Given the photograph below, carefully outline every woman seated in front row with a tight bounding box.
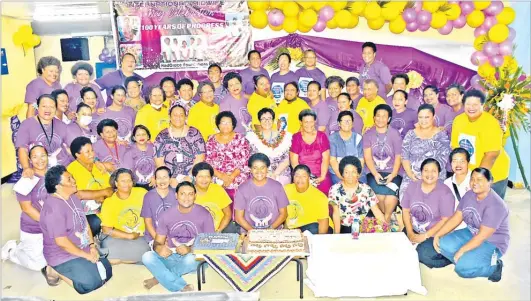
[401,158,455,268]
[432,167,509,282]
[99,168,150,265]
[329,156,388,234]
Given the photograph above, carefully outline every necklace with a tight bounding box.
[37,116,54,147]
[256,130,285,148]
[104,141,120,163]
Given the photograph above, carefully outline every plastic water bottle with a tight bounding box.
[351,217,360,239]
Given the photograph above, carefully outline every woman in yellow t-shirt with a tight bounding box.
[188,81,220,141]
[135,86,170,141]
[247,74,276,130]
[192,162,234,233]
[99,168,150,265]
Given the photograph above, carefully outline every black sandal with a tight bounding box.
[41,266,60,286]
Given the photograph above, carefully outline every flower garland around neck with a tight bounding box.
[255,129,286,149]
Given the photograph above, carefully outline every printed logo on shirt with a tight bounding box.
[118,207,141,233]
[271,82,284,103]
[248,196,275,229]
[114,117,133,142]
[169,220,199,244]
[287,200,304,226]
[36,182,47,209]
[390,118,406,134]
[298,77,313,98]
[198,202,220,224]
[154,202,172,227]
[410,202,434,233]
[462,206,481,235]
[135,156,155,184]
[458,133,476,165]
[278,114,288,132]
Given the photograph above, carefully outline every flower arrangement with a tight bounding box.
[360,216,400,233]
[266,47,305,70]
[406,70,424,89]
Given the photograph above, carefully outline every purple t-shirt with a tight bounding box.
[15,117,70,166]
[239,67,270,95]
[16,176,46,234]
[172,98,197,115]
[93,139,129,166]
[351,94,363,110]
[390,108,417,139]
[362,127,402,173]
[156,204,215,247]
[457,190,510,255]
[98,107,137,142]
[358,61,392,99]
[234,179,289,230]
[310,100,332,129]
[66,122,98,148]
[401,180,455,233]
[121,143,156,184]
[95,70,145,106]
[290,131,330,177]
[446,107,464,137]
[325,97,337,112]
[219,93,251,134]
[140,188,178,242]
[40,194,91,267]
[192,85,228,105]
[270,71,298,102]
[328,109,364,136]
[407,89,423,111]
[25,77,62,105]
[64,82,105,112]
[295,67,326,101]
[432,103,453,129]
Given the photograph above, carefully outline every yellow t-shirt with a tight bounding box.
[195,183,232,231]
[355,95,386,133]
[284,184,331,229]
[247,92,277,127]
[100,187,147,234]
[276,98,310,134]
[67,160,111,191]
[451,112,510,182]
[188,101,220,141]
[135,104,170,141]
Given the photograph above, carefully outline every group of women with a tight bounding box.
[2,43,511,294]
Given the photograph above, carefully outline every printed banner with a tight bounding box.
[112,1,252,71]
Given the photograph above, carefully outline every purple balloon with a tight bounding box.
[102,48,110,56]
[508,27,516,41]
[414,1,422,12]
[111,49,116,56]
[416,10,432,25]
[470,74,484,90]
[438,22,453,35]
[319,5,335,22]
[406,21,419,32]
[452,15,467,28]
[483,16,498,29]
[313,19,327,32]
[499,40,514,56]
[490,55,504,67]
[419,23,431,32]
[485,1,504,16]
[402,8,417,23]
[483,42,500,57]
[471,51,488,66]
[448,0,459,4]
[99,53,106,61]
[474,26,488,37]
[460,2,475,15]
[268,9,285,27]
[104,56,115,64]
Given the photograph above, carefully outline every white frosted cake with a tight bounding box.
[246,229,305,254]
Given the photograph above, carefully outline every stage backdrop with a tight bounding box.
[111,0,251,72]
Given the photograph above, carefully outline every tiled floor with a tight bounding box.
[1,183,529,300]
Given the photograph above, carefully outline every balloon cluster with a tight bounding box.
[249,1,410,33]
[12,25,41,52]
[98,48,117,64]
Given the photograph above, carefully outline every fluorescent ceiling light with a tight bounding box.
[33,2,103,22]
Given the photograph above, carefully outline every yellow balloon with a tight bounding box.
[347,14,360,28]
[364,2,382,20]
[327,16,338,29]
[30,34,41,47]
[473,1,491,10]
[283,1,300,18]
[496,7,515,25]
[431,12,448,29]
[368,16,386,30]
[445,3,461,21]
[473,34,488,51]
[299,8,318,27]
[330,1,347,11]
[422,1,441,13]
[488,24,509,43]
[19,24,33,36]
[269,23,283,31]
[466,10,485,28]
[297,21,312,33]
[297,1,312,9]
[350,1,366,15]
[12,32,23,46]
[336,10,352,28]
[249,10,268,29]
[283,16,299,33]
[390,1,408,10]
[381,6,400,21]
[311,1,327,11]
[478,61,496,78]
[248,0,270,11]
[389,16,406,34]
[270,1,284,9]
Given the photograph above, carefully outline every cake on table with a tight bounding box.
[192,233,240,255]
[245,229,306,254]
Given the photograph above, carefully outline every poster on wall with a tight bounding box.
[111,1,252,71]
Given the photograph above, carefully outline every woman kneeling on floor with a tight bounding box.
[433,167,509,282]
[99,168,151,265]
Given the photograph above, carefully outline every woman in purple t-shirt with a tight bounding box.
[290,109,332,194]
[390,90,417,139]
[121,125,156,190]
[98,86,137,144]
[423,85,453,132]
[433,167,509,282]
[307,81,330,132]
[219,72,252,133]
[25,56,62,118]
[64,62,105,113]
[402,158,455,269]
[324,76,345,112]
